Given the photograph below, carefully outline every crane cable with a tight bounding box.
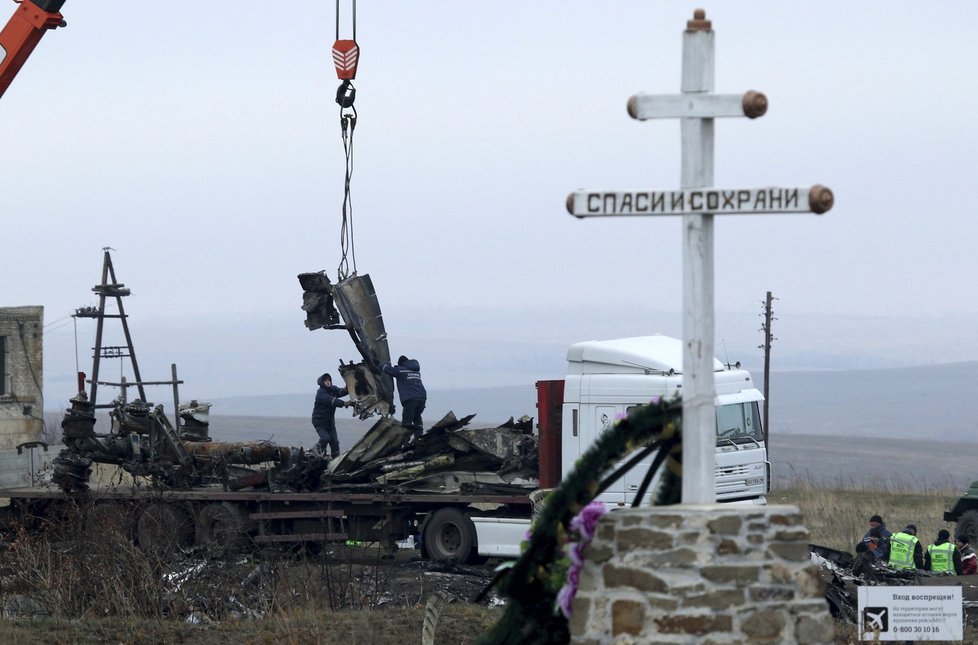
[333,0,359,281]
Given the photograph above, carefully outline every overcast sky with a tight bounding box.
[3,2,977,408]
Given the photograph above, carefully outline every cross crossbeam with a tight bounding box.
[567,9,833,505]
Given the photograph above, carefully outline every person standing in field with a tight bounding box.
[862,514,892,560]
[311,372,351,459]
[382,355,427,439]
[924,529,962,574]
[887,524,923,570]
[956,534,978,575]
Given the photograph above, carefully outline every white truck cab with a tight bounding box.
[562,335,768,506]
[471,334,769,559]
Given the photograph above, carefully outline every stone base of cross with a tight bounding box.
[567,9,833,504]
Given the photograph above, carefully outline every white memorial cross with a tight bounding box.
[566,9,833,504]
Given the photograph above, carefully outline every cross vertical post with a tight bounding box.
[680,12,717,504]
[565,8,833,507]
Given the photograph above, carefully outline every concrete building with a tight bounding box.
[0,306,44,451]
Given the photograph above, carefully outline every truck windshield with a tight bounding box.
[715,402,764,444]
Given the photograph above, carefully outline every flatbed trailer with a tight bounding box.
[0,483,533,562]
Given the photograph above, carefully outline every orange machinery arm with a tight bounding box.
[0,0,65,100]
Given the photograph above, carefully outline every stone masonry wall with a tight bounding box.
[570,504,833,644]
[0,306,44,451]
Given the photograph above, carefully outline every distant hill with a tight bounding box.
[208,385,538,427]
[768,361,978,442]
[207,362,978,443]
[41,362,978,492]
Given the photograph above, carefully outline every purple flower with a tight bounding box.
[570,501,608,541]
[566,562,580,588]
[556,581,575,618]
[567,541,585,567]
[556,561,582,618]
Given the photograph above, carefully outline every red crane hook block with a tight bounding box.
[332,39,359,80]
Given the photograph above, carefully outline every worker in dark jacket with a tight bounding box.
[311,373,350,458]
[887,524,924,571]
[852,541,881,582]
[924,529,963,574]
[956,535,978,575]
[862,514,892,560]
[864,529,885,561]
[382,355,427,439]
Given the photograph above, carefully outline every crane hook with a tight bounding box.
[336,79,356,109]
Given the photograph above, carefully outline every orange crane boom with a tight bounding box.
[0,0,66,100]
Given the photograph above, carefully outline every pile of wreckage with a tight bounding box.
[53,390,539,497]
[51,259,539,498]
[810,544,978,625]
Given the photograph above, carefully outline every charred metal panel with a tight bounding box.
[297,271,340,330]
[334,416,413,474]
[331,275,390,369]
[338,361,392,418]
[178,400,211,441]
[447,426,538,480]
[297,271,395,415]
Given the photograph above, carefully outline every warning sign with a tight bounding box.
[858,586,963,641]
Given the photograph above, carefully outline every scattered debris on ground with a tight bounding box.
[810,543,978,625]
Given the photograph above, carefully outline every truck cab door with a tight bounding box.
[591,404,626,506]
[621,404,663,505]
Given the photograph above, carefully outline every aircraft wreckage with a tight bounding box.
[810,544,978,625]
[51,252,538,498]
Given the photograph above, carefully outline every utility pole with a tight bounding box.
[759,291,775,450]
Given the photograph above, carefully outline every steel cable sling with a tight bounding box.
[333,0,359,281]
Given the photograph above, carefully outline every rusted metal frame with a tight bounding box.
[105,252,145,402]
[249,509,345,520]
[1,486,533,508]
[88,251,111,404]
[254,533,348,543]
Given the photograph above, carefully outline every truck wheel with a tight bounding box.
[196,502,254,557]
[957,510,978,547]
[423,508,476,563]
[85,501,134,541]
[137,502,192,557]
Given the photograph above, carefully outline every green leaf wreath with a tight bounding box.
[477,396,684,644]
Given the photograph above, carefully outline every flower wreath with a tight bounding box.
[477,396,684,645]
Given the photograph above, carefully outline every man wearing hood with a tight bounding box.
[383,355,427,439]
[311,372,350,458]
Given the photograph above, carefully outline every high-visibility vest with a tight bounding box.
[928,542,955,573]
[889,532,919,570]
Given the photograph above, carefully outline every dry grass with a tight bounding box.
[0,500,502,643]
[0,605,501,645]
[770,475,960,552]
[0,479,972,643]
[774,478,978,643]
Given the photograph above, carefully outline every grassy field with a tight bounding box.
[775,479,968,645]
[771,477,960,551]
[0,482,968,644]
